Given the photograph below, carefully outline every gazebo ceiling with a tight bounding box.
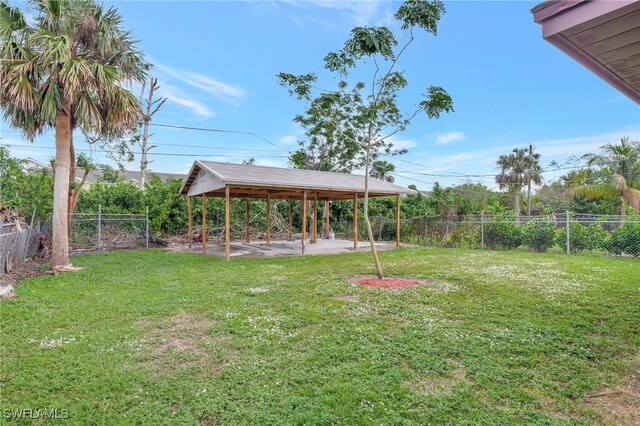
[532,0,640,104]
[180,161,417,201]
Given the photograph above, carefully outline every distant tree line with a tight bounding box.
[1,137,637,240]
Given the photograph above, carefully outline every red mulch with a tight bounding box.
[352,275,423,288]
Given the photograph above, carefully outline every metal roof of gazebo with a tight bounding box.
[180,160,417,200]
[180,161,415,260]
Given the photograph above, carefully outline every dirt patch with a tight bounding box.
[584,356,640,425]
[404,359,471,395]
[331,294,360,302]
[140,313,213,356]
[134,312,235,376]
[350,275,426,288]
[1,259,48,300]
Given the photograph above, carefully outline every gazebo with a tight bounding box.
[179,161,417,260]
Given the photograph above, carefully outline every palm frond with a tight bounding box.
[622,187,640,211]
[611,173,628,192]
[570,183,617,200]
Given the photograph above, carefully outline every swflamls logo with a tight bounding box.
[2,408,69,419]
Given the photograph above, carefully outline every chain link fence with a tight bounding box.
[1,221,39,276]
[41,205,150,252]
[332,212,640,257]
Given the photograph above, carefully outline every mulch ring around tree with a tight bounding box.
[350,275,426,288]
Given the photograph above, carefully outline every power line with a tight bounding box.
[0,143,288,159]
[1,126,591,179]
[149,123,288,151]
[1,123,291,152]
[393,163,587,179]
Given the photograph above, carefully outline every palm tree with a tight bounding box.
[524,144,542,216]
[572,137,640,215]
[0,0,145,269]
[370,160,395,183]
[496,148,529,219]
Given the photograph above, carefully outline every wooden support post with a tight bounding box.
[201,195,207,254]
[302,191,307,254]
[396,194,401,248]
[266,193,271,247]
[353,193,358,250]
[245,198,250,243]
[288,199,293,241]
[225,185,230,260]
[187,196,193,248]
[313,194,318,244]
[324,201,330,239]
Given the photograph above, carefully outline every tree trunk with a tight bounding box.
[527,181,532,217]
[514,187,521,221]
[140,114,149,190]
[364,144,384,279]
[67,132,75,238]
[139,77,164,190]
[52,107,72,269]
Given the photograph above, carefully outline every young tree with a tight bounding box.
[65,153,95,237]
[278,0,454,278]
[0,0,146,269]
[132,77,166,189]
[496,148,529,219]
[285,89,394,239]
[572,137,640,214]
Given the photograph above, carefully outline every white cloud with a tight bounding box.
[387,136,417,150]
[253,158,289,168]
[277,0,385,28]
[280,135,298,145]
[156,81,215,119]
[532,130,634,157]
[154,62,247,106]
[605,95,625,104]
[391,129,639,190]
[434,131,466,146]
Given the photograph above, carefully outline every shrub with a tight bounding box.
[447,221,480,248]
[522,219,556,252]
[604,222,640,257]
[555,221,607,253]
[484,218,522,250]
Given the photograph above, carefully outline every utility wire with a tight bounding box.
[1,126,590,180]
[149,123,288,151]
[0,143,288,158]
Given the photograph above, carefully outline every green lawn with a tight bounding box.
[1,248,638,425]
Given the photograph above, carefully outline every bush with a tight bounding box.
[555,221,607,253]
[605,222,640,257]
[484,218,522,250]
[447,221,480,248]
[522,219,556,252]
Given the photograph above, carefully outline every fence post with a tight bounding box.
[565,210,570,255]
[378,214,383,241]
[146,206,150,248]
[481,211,485,250]
[424,216,428,247]
[97,204,102,250]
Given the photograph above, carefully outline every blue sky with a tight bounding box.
[1,0,639,190]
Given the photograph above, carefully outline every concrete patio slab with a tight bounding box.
[168,238,399,258]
